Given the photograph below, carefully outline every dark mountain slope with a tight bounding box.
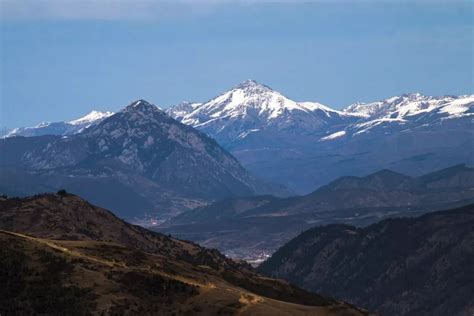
[0,193,367,315]
[25,101,256,198]
[0,135,59,166]
[0,100,286,219]
[159,164,474,264]
[171,164,474,223]
[259,204,474,316]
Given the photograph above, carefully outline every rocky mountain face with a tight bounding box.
[1,110,114,138]
[258,203,474,316]
[158,165,474,264]
[0,193,368,315]
[168,81,474,193]
[0,100,284,219]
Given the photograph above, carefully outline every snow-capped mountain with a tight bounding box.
[68,110,115,127]
[167,80,359,149]
[168,80,473,193]
[344,93,473,119]
[166,101,202,122]
[3,80,472,195]
[314,93,474,141]
[2,110,114,138]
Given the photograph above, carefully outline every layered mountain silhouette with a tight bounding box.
[0,100,286,219]
[167,80,474,193]
[5,81,472,195]
[258,203,474,316]
[4,81,472,195]
[0,193,367,315]
[159,164,474,262]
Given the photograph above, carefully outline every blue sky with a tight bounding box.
[1,0,473,128]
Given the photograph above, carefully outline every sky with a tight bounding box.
[1,0,473,128]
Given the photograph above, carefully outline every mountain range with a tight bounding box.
[0,193,367,315]
[158,164,474,263]
[1,81,473,315]
[1,110,114,138]
[258,203,474,316]
[0,100,284,219]
[4,80,472,194]
[167,80,474,193]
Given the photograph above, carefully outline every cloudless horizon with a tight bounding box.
[1,0,473,128]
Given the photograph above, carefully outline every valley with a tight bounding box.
[156,164,474,263]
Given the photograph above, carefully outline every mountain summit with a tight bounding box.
[123,99,161,112]
[3,83,473,195]
[1,99,283,218]
[168,81,473,193]
[167,80,354,148]
[234,79,272,91]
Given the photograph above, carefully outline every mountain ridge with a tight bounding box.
[158,164,474,264]
[166,80,473,193]
[3,81,473,194]
[0,193,368,315]
[258,203,474,316]
[0,99,287,219]
[2,110,113,138]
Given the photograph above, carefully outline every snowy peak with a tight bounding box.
[334,93,474,139]
[68,110,114,126]
[343,93,474,120]
[233,79,273,93]
[165,101,202,121]
[175,79,333,129]
[343,93,429,118]
[165,80,361,145]
[208,80,303,119]
[3,110,115,138]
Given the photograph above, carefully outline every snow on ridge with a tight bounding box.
[68,110,114,125]
[438,95,474,117]
[4,109,115,138]
[298,101,363,118]
[167,81,473,144]
[171,80,339,127]
[237,128,260,140]
[342,93,474,120]
[299,101,336,113]
[320,130,346,141]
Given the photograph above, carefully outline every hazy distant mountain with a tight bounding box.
[171,164,474,222]
[0,193,366,315]
[0,100,285,219]
[259,203,474,316]
[168,80,474,193]
[159,165,474,263]
[2,110,114,138]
